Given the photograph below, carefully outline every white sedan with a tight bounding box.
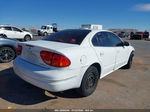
[13,29,134,97]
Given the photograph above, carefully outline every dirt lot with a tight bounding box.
[0,37,150,109]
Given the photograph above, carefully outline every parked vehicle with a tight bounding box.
[143,31,149,39]
[130,32,134,38]
[130,32,144,40]
[13,29,134,97]
[38,24,58,36]
[81,24,102,30]
[0,36,18,63]
[118,32,129,38]
[113,31,120,36]
[0,25,33,41]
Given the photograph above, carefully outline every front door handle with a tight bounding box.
[117,50,120,53]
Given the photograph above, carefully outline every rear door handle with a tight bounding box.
[100,52,104,56]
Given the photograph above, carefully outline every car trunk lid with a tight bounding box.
[19,40,78,68]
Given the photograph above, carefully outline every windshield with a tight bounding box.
[43,29,91,45]
[41,26,47,29]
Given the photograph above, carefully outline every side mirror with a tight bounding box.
[123,41,130,46]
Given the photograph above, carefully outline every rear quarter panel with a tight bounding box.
[59,46,99,69]
[59,46,100,87]
[0,38,18,50]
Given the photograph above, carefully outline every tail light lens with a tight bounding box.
[40,51,71,67]
[17,45,23,55]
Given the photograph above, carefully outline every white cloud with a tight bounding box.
[134,3,150,11]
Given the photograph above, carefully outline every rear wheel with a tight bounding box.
[0,47,16,63]
[24,35,31,41]
[76,66,99,97]
[122,52,134,69]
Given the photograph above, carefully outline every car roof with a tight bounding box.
[90,29,113,33]
[62,29,111,32]
[0,25,11,27]
[0,25,19,28]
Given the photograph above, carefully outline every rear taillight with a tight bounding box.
[17,45,23,55]
[40,51,71,67]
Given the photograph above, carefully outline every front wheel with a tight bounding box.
[0,47,16,63]
[44,32,48,36]
[76,66,99,97]
[0,34,7,38]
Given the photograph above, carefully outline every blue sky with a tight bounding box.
[0,0,150,30]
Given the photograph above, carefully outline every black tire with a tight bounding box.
[76,66,99,97]
[0,34,7,38]
[122,52,134,69]
[24,35,31,41]
[44,32,48,36]
[0,47,16,63]
[3,35,7,37]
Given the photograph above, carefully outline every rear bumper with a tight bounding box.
[13,57,80,92]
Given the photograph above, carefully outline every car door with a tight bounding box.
[91,32,117,77]
[3,27,14,38]
[47,27,53,33]
[107,32,129,69]
[12,27,24,39]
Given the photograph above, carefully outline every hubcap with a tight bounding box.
[25,37,30,41]
[86,72,96,89]
[0,48,14,62]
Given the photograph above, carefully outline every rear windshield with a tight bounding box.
[43,29,91,45]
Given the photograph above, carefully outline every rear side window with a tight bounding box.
[92,32,123,47]
[0,27,5,30]
[4,27,12,31]
[43,29,91,45]
[92,32,113,46]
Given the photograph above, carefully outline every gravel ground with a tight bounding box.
[0,37,150,109]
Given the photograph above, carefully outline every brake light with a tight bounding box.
[17,45,23,55]
[40,51,71,67]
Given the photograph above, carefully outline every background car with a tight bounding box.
[118,32,129,38]
[130,32,144,40]
[143,31,149,39]
[0,36,18,63]
[0,25,33,41]
[13,29,134,97]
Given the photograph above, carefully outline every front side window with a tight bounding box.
[12,27,22,32]
[107,32,123,46]
[43,29,91,45]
